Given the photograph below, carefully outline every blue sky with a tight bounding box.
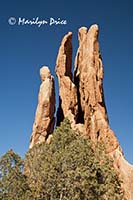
[0,0,133,163]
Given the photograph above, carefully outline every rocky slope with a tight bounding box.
[29,25,133,199]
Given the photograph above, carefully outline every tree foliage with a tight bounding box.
[0,119,124,199]
[25,118,123,200]
[0,149,32,200]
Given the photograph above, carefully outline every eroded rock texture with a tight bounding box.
[29,66,55,149]
[112,148,133,200]
[56,32,78,126]
[29,25,133,199]
[74,25,120,153]
[55,25,133,199]
[56,25,120,154]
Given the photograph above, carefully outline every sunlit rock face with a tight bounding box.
[29,66,55,149]
[29,25,133,200]
[55,32,78,126]
[55,25,133,200]
[56,25,119,154]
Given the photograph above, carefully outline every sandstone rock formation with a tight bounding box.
[112,148,133,200]
[29,66,55,149]
[56,25,120,154]
[29,25,133,199]
[56,32,78,126]
[74,25,120,153]
[55,25,133,199]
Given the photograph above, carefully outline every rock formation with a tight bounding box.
[55,25,133,199]
[29,66,55,149]
[56,32,78,126]
[56,25,120,154]
[74,25,120,153]
[29,25,133,199]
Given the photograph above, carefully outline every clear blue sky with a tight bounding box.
[0,0,133,164]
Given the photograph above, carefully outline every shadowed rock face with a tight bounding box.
[29,66,55,149]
